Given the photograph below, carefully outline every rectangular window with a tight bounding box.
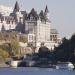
[29,35,33,41]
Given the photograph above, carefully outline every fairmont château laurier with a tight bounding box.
[0,1,61,52]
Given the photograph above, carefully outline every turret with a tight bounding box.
[44,5,50,20]
[39,10,45,21]
[13,1,20,13]
[27,8,39,21]
[12,1,23,23]
[45,5,49,13]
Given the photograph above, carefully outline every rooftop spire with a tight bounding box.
[45,5,49,13]
[13,1,20,12]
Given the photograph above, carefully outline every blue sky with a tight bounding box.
[0,0,75,38]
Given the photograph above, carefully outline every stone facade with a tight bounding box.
[0,1,23,32]
[23,6,60,52]
[0,1,60,52]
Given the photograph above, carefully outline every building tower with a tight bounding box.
[13,1,20,12]
[13,1,23,23]
[44,5,50,21]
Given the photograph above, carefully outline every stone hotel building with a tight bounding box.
[0,1,60,52]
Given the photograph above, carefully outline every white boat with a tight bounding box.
[10,60,21,68]
[68,62,74,70]
[56,62,74,70]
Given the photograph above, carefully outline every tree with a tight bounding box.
[10,39,19,55]
[38,46,50,58]
[0,48,9,61]
[53,35,75,62]
[19,36,28,43]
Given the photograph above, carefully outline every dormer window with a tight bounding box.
[30,15,33,20]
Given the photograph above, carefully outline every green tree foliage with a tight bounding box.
[0,32,19,57]
[10,40,19,55]
[0,44,9,52]
[0,48,9,61]
[19,35,28,43]
[53,34,75,62]
[0,32,18,41]
[38,46,50,58]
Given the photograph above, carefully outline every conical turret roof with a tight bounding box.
[13,1,20,12]
[45,5,49,13]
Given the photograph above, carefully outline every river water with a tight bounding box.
[0,67,75,75]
